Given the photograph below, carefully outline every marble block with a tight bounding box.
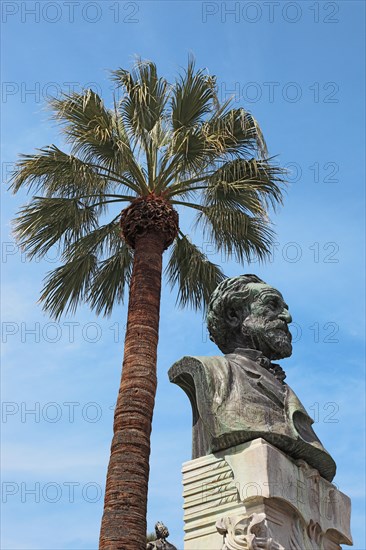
[182,438,352,550]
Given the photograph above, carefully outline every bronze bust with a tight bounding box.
[147,522,177,550]
[169,275,336,481]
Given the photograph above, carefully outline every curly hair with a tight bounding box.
[206,274,266,353]
[155,521,169,540]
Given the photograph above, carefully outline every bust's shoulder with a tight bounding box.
[168,354,228,384]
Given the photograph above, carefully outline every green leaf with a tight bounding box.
[171,56,218,130]
[39,218,132,319]
[49,90,144,190]
[88,244,133,316]
[161,102,269,188]
[112,59,168,137]
[202,108,268,158]
[13,197,98,260]
[63,217,121,260]
[166,235,225,310]
[10,145,112,197]
[51,90,119,159]
[205,157,286,212]
[112,59,170,188]
[40,254,98,320]
[168,126,211,176]
[196,205,275,263]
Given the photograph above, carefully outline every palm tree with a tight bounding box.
[10,58,286,550]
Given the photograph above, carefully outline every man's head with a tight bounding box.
[207,274,293,360]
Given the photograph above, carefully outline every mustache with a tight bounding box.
[268,320,290,332]
[267,321,292,342]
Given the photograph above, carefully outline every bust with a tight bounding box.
[146,522,177,550]
[168,275,336,481]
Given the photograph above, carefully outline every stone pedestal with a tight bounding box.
[182,438,352,550]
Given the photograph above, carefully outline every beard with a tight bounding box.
[265,323,292,359]
[241,317,292,360]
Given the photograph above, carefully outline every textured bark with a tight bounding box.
[99,231,165,550]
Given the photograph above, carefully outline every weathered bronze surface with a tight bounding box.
[146,522,177,550]
[168,275,336,481]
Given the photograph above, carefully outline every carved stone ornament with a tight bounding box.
[216,512,347,550]
[216,513,283,550]
[289,517,333,550]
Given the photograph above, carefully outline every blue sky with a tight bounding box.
[1,1,365,548]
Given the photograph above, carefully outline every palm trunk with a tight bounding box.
[99,231,165,550]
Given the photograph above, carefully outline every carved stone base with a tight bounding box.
[182,438,352,550]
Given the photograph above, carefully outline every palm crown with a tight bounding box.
[11,58,285,319]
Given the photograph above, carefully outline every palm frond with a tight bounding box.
[9,145,129,199]
[195,205,275,263]
[204,157,286,211]
[202,108,268,159]
[40,253,98,320]
[167,127,212,175]
[112,60,170,188]
[63,217,121,260]
[50,90,121,161]
[165,157,285,216]
[13,197,97,260]
[149,118,171,150]
[88,244,133,316]
[40,218,132,319]
[171,56,218,130]
[50,90,148,193]
[112,59,169,138]
[160,108,269,189]
[165,235,225,310]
